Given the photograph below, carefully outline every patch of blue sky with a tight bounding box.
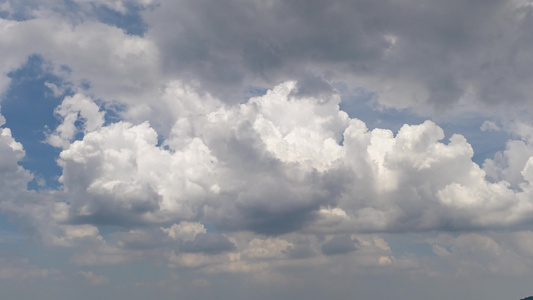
[91,1,148,36]
[438,117,511,166]
[156,133,166,148]
[0,9,8,19]
[244,86,269,100]
[1,55,70,190]
[203,221,219,233]
[1,1,148,37]
[0,215,21,240]
[338,86,425,132]
[98,100,126,126]
[0,0,36,21]
[383,233,439,261]
[0,0,76,22]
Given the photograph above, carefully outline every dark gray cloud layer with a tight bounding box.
[144,0,533,109]
[321,235,358,255]
[181,233,236,254]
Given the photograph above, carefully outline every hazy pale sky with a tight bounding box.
[1,1,533,299]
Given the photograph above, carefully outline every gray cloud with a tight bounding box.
[0,258,61,280]
[284,238,317,259]
[112,228,169,250]
[321,235,357,256]
[79,271,108,286]
[289,73,336,102]
[207,169,348,235]
[181,233,236,254]
[143,0,392,102]
[143,0,533,110]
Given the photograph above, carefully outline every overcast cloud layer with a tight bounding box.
[2,1,533,299]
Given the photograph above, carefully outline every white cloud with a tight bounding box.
[79,271,109,286]
[244,238,292,259]
[0,125,33,195]
[29,80,531,237]
[44,81,64,97]
[480,120,500,132]
[250,81,348,171]
[0,17,160,105]
[162,222,206,242]
[483,139,533,187]
[47,93,105,148]
[0,258,61,280]
[429,231,533,276]
[57,121,217,225]
[51,224,103,247]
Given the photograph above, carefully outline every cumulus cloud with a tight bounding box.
[483,139,533,187]
[25,81,529,238]
[321,235,358,256]
[0,122,33,198]
[2,79,533,260]
[47,93,105,148]
[57,120,217,226]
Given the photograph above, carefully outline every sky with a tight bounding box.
[1,0,533,299]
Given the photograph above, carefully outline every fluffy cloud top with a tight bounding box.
[24,81,530,237]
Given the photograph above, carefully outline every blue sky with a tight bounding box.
[3,55,65,189]
[1,1,533,299]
